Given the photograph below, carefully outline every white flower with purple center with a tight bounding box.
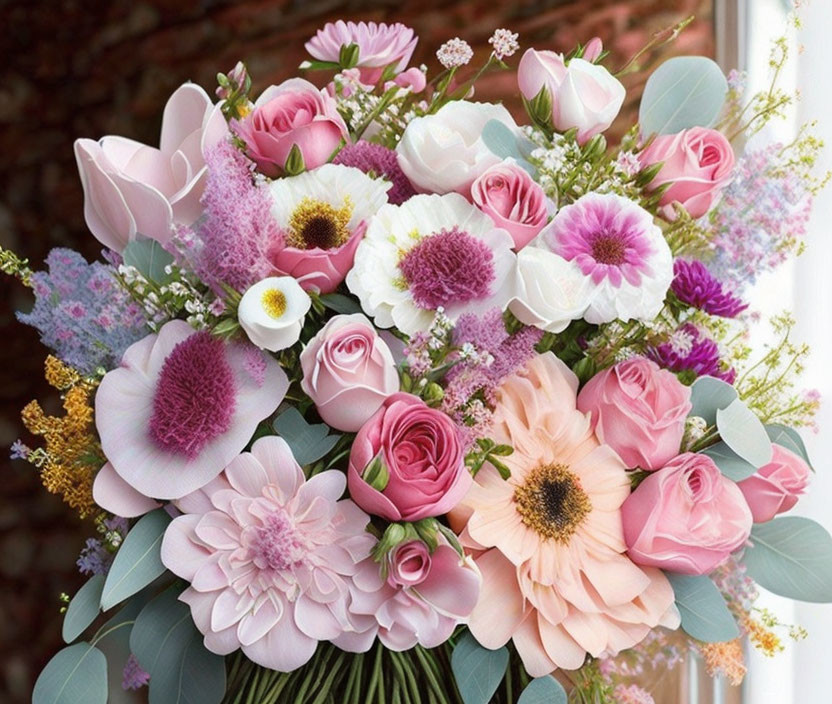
[540,192,673,324]
[346,193,516,335]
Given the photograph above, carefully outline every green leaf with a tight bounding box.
[481,120,535,176]
[273,407,342,466]
[361,454,390,491]
[451,630,509,704]
[62,575,104,643]
[716,399,772,468]
[765,423,814,470]
[131,587,226,704]
[319,293,363,315]
[123,236,175,285]
[689,376,737,426]
[518,676,568,704]
[339,42,361,70]
[743,516,832,603]
[666,573,739,642]
[300,59,342,71]
[639,56,728,136]
[32,643,108,704]
[283,143,306,176]
[101,509,171,610]
[701,442,758,482]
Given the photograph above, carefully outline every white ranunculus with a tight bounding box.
[395,101,521,195]
[238,277,311,352]
[508,246,595,333]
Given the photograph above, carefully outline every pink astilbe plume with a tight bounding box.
[174,139,278,293]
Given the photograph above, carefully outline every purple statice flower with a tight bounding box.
[708,143,813,289]
[122,654,150,690]
[17,248,149,375]
[648,323,736,383]
[672,259,748,318]
[443,309,542,446]
[333,141,416,204]
[176,139,278,293]
[9,440,30,460]
[77,538,113,576]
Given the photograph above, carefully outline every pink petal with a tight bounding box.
[413,546,480,619]
[468,549,525,649]
[92,462,160,517]
[160,83,211,156]
[242,601,318,672]
[161,514,212,581]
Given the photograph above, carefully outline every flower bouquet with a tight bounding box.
[9,14,832,704]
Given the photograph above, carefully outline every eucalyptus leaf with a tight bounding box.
[32,643,108,704]
[451,630,509,704]
[62,574,104,643]
[765,423,814,470]
[666,573,739,642]
[517,675,568,704]
[744,516,832,603]
[101,509,171,610]
[701,442,758,482]
[716,399,772,468]
[639,56,728,136]
[131,586,226,704]
[273,407,341,466]
[319,293,363,315]
[689,376,737,426]
[481,120,536,176]
[123,236,175,285]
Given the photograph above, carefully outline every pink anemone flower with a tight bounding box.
[94,319,287,503]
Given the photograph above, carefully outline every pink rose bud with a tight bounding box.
[387,540,432,588]
[348,393,471,522]
[583,37,604,63]
[737,444,811,523]
[471,162,549,250]
[232,78,349,177]
[517,48,625,143]
[638,127,735,220]
[577,357,692,470]
[300,314,399,432]
[622,452,753,575]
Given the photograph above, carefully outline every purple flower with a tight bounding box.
[648,323,736,383]
[17,248,149,375]
[77,538,113,576]
[9,440,30,460]
[333,141,416,205]
[671,259,748,317]
[122,654,150,691]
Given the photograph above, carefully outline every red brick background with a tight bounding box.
[0,1,712,700]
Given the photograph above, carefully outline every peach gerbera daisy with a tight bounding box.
[449,353,680,676]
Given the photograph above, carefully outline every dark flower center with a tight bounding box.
[514,463,591,542]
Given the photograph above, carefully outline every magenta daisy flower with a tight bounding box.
[541,192,673,323]
[94,320,287,501]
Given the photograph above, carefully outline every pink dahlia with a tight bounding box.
[449,353,679,676]
[540,192,673,324]
[161,436,380,671]
[348,538,481,650]
[94,320,287,501]
[305,21,418,84]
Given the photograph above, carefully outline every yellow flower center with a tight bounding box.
[286,197,354,250]
[514,463,591,543]
[261,288,287,318]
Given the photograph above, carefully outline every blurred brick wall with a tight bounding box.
[0,0,712,700]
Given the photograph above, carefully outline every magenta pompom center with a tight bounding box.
[399,227,495,310]
[148,331,237,459]
[590,231,627,266]
[250,511,308,571]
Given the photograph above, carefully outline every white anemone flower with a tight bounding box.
[238,277,311,351]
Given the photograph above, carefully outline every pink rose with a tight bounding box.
[74,83,227,252]
[622,452,753,575]
[518,49,625,143]
[577,357,692,470]
[300,313,399,432]
[232,78,349,177]
[471,163,549,250]
[639,127,735,220]
[737,444,810,523]
[387,540,432,588]
[348,393,470,521]
[583,37,604,63]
